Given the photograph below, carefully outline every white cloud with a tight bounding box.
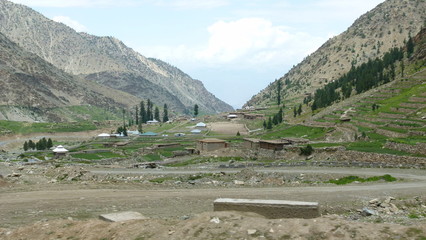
[195,18,324,67]
[52,16,88,32]
[140,18,325,71]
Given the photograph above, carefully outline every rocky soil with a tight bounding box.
[0,160,426,239]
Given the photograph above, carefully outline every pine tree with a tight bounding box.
[28,140,35,150]
[23,141,28,151]
[293,106,297,118]
[278,107,283,123]
[194,104,199,117]
[297,104,302,116]
[407,36,414,57]
[147,99,153,121]
[277,80,282,105]
[263,120,267,129]
[123,126,128,136]
[135,105,139,125]
[267,117,273,129]
[154,107,160,121]
[47,138,53,149]
[163,104,169,122]
[140,101,147,123]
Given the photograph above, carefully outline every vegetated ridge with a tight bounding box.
[245,0,425,108]
[0,0,233,115]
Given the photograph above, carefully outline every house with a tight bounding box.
[97,133,110,138]
[52,145,69,158]
[197,138,228,151]
[147,119,159,125]
[243,114,265,120]
[195,122,207,128]
[140,131,158,136]
[127,130,141,135]
[243,138,260,149]
[191,129,202,134]
[259,140,291,151]
[339,114,351,122]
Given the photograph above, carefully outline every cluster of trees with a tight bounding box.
[23,138,53,151]
[136,99,165,124]
[293,104,302,117]
[263,107,284,129]
[116,126,128,136]
[310,45,406,111]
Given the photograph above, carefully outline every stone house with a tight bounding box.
[243,138,260,149]
[197,138,228,151]
[259,140,291,151]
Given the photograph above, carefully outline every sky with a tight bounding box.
[10,0,384,108]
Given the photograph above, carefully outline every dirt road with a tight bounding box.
[1,167,425,228]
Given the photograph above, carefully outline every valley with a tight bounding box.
[0,0,425,239]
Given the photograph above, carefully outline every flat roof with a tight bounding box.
[198,138,226,143]
[259,139,290,145]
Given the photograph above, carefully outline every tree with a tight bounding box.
[236,131,240,136]
[122,108,126,128]
[47,138,53,149]
[28,140,35,150]
[154,106,160,121]
[194,104,199,117]
[300,144,313,156]
[135,105,139,125]
[297,104,302,116]
[277,80,282,105]
[23,141,28,151]
[267,117,273,129]
[406,36,414,57]
[140,101,147,124]
[147,99,153,121]
[138,123,143,133]
[163,104,169,122]
[263,120,267,129]
[277,107,283,123]
[293,106,297,118]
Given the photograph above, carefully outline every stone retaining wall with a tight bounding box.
[384,142,426,155]
[213,198,320,219]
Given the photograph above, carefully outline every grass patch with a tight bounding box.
[326,174,396,185]
[262,124,329,140]
[0,120,96,135]
[71,151,122,160]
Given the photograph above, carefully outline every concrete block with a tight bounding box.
[99,211,147,222]
[213,198,319,219]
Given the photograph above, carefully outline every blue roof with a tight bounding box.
[140,131,158,136]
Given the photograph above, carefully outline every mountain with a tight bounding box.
[245,0,425,108]
[0,0,233,114]
[0,31,141,121]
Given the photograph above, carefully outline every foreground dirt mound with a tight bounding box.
[1,211,425,240]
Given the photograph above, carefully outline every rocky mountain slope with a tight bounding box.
[0,0,233,114]
[245,0,425,107]
[0,32,140,121]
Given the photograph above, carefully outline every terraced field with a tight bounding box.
[312,69,426,156]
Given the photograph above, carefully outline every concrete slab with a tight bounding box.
[99,211,147,222]
[213,198,320,219]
